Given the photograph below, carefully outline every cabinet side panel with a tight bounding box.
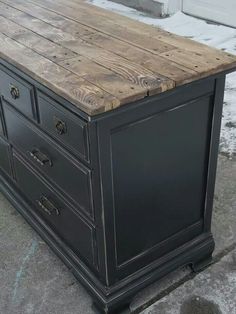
[111,96,213,266]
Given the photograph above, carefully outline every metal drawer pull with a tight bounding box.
[29,149,53,167]
[54,116,67,135]
[36,196,60,216]
[9,84,20,100]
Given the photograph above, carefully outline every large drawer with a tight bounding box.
[0,67,36,119]
[38,92,89,162]
[0,137,11,175]
[13,153,96,267]
[3,104,93,218]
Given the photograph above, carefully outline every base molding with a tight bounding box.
[0,175,215,313]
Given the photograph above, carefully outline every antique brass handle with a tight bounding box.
[54,116,67,135]
[36,196,60,216]
[29,149,53,167]
[10,85,20,100]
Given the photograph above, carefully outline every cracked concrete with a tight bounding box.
[0,154,235,314]
[142,248,236,314]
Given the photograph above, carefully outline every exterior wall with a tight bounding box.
[110,0,235,27]
[182,0,236,28]
[159,0,182,15]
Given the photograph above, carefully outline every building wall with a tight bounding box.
[159,0,182,15]
[182,0,236,28]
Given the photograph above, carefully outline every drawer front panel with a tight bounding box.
[38,93,89,161]
[0,137,11,175]
[0,68,35,119]
[13,153,95,267]
[4,105,93,218]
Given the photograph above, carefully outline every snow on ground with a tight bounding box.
[89,0,236,157]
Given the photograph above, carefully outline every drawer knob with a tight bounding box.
[10,85,20,100]
[29,149,53,167]
[54,117,67,135]
[36,196,60,216]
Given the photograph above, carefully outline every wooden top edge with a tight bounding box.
[0,0,235,115]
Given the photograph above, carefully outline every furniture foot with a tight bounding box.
[191,254,213,273]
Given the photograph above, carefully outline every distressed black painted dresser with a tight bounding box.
[0,0,236,312]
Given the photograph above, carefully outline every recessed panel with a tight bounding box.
[111,96,213,266]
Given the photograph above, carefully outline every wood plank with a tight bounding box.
[0,1,172,93]
[0,16,77,62]
[51,0,236,60]
[0,32,120,114]
[18,0,236,73]
[4,0,235,70]
[0,16,155,102]
[0,0,235,115]
[154,32,236,59]
[0,0,197,84]
[32,0,171,38]
[1,0,96,37]
[19,0,178,55]
[81,32,197,84]
[59,57,161,102]
[159,49,236,76]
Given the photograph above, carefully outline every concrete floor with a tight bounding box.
[143,248,236,314]
[0,154,236,314]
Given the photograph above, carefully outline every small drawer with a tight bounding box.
[38,92,89,162]
[3,104,93,218]
[0,137,11,175]
[13,153,96,267]
[0,67,35,119]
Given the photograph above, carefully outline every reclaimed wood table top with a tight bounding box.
[0,0,236,115]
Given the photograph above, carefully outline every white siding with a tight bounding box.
[183,0,236,28]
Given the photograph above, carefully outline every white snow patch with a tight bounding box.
[88,0,236,156]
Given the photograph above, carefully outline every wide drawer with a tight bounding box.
[13,153,96,267]
[38,92,89,162]
[3,104,93,218]
[0,137,11,175]
[0,67,35,119]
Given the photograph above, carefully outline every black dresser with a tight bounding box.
[0,0,236,312]
[0,60,230,313]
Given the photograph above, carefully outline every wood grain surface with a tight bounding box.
[0,0,235,115]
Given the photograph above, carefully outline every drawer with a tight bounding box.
[3,104,93,218]
[13,153,96,267]
[38,92,89,162]
[0,137,11,175]
[0,67,35,119]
